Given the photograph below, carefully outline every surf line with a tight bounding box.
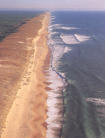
[46,14,67,138]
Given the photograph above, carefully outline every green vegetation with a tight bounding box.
[0,11,42,41]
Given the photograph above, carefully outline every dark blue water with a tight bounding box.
[50,11,105,138]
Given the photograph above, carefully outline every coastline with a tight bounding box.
[0,13,50,138]
[46,15,66,138]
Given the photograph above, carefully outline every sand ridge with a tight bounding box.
[1,13,50,138]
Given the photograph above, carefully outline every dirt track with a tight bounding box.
[0,13,50,138]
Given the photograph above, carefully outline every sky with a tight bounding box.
[0,0,105,10]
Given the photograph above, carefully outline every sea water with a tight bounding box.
[49,11,105,138]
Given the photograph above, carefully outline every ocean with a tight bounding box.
[49,11,105,138]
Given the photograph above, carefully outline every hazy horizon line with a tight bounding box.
[0,8,105,12]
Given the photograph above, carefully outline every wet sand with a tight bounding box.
[0,13,50,138]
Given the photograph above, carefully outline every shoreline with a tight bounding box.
[46,15,66,138]
[1,13,50,138]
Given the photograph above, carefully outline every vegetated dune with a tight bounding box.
[0,12,50,138]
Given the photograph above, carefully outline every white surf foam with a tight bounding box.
[60,34,91,45]
[50,24,62,29]
[46,18,66,138]
[60,26,79,30]
[74,34,91,42]
[86,98,105,106]
[46,47,64,138]
[60,34,79,44]
[64,47,72,53]
[50,23,79,31]
[52,45,65,68]
[50,31,58,35]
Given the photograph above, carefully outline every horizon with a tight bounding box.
[0,8,105,12]
[0,0,105,11]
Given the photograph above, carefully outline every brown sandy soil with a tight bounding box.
[0,13,50,138]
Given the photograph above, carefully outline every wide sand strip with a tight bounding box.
[0,13,50,138]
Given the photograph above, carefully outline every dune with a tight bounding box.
[0,13,50,138]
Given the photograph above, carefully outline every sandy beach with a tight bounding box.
[0,13,50,138]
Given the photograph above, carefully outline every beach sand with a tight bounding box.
[0,13,50,138]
